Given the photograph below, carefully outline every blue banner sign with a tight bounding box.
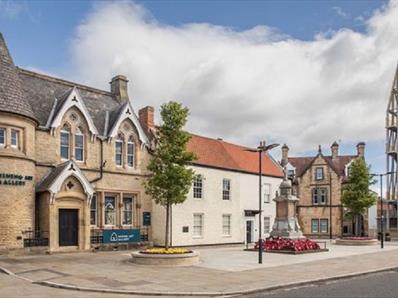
[103,229,140,243]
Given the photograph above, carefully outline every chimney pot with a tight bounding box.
[357,142,365,157]
[110,75,129,103]
[331,141,339,159]
[139,106,155,132]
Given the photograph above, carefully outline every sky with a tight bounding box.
[0,0,397,183]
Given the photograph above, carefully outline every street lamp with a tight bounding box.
[246,141,279,264]
[371,172,393,249]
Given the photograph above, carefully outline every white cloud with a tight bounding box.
[333,6,349,19]
[70,1,398,153]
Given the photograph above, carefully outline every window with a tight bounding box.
[60,126,70,159]
[311,219,319,233]
[127,136,135,167]
[222,214,231,236]
[315,167,324,180]
[288,169,295,178]
[222,179,231,200]
[11,129,19,148]
[0,128,5,146]
[312,188,328,205]
[104,196,116,225]
[193,214,203,237]
[90,195,97,226]
[115,135,123,166]
[75,127,84,161]
[123,196,133,225]
[264,216,271,233]
[320,219,328,233]
[193,175,203,199]
[263,184,271,203]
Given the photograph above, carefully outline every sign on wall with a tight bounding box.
[143,212,151,226]
[0,173,33,186]
[103,229,140,244]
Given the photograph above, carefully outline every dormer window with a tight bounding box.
[115,134,124,166]
[127,136,135,168]
[60,125,70,160]
[75,127,84,162]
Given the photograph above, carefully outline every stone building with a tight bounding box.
[281,142,366,238]
[0,33,154,252]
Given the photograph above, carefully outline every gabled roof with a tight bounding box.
[36,160,94,199]
[187,134,284,178]
[47,86,99,136]
[0,33,37,122]
[106,101,149,145]
[288,154,356,177]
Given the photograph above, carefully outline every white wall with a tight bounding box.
[152,165,282,246]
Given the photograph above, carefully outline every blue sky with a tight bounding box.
[0,0,394,178]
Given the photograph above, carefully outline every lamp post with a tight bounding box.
[371,172,393,249]
[246,141,279,264]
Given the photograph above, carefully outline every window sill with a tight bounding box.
[192,236,203,239]
[222,235,232,238]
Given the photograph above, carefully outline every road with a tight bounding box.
[246,270,398,298]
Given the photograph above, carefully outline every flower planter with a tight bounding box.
[131,251,199,266]
[335,238,378,246]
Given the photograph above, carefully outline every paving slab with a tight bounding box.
[0,242,398,296]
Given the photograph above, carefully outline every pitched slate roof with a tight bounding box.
[36,161,70,192]
[0,33,37,122]
[288,154,356,177]
[187,134,284,178]
[17,68,120,135]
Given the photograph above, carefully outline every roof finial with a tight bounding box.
[318,144,322,154]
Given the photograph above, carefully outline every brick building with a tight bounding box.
[281,142,366,238]
[0,33,154,252]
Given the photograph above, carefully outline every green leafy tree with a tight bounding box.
[341,158,376,236]
[144,101,196,249]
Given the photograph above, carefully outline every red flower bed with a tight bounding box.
[255,237,320,252]
[342,237,373,240]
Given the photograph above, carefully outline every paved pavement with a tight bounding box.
[248,270,398,298]
[0,242,398,296]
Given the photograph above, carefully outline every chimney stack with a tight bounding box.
[139,106,155,132]
[357,142,365,157]
[331,141,339,159]
[110,75,129,103]
[281,144,289,166]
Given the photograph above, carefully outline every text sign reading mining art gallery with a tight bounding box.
[0,173,33,186]
[103,229,141,244]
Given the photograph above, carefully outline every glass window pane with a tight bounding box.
[127,141,134,167]
[90,196,97,225]
[60,131,69,159]
[11,129,18,147]
[193,175,203,199]
[75,134,84,161]
[115,141,123,166]
[193,214,203,237]
[104,196,116,225]
[222,215,231,235]
[222,179,231,200]
[0,128,5,145]
[264,184,271,203]
[264,217,271,233]
[123,197,133,225]
[311,219,319,233]
[320,219,328,233]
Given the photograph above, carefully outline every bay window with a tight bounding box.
[0,128,5,146]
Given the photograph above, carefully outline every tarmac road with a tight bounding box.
[246,270,398,298]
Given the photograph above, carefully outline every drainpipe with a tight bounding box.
[90,138,107,183]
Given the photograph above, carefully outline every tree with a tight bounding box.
[341,158,376,236]
[144,101,196,249]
